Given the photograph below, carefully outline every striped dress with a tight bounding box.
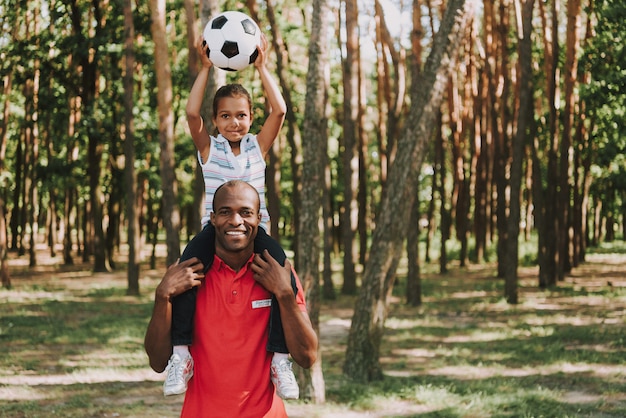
[199,133,269,229]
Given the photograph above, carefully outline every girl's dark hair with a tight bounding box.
[212,84,252,118]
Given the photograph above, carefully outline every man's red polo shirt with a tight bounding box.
[181,254,306,418]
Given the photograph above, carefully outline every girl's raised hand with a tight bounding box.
[197,36,213,69]
[254,33,269,68]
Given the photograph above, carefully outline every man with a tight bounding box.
[144,180,318,417]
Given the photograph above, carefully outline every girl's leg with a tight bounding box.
[171,224,216,346]
[253,228,298,353]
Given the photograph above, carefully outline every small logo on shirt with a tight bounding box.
[252,299,272,309]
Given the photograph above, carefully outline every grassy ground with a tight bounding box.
[1,244,625,417]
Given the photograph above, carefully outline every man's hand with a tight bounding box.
[251,250,293,299]
[251,250,318,369]
[155,257,205,303]
[145,257,204,373]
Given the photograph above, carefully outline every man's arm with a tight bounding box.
[144,258,205,372]
[251,251,318,368]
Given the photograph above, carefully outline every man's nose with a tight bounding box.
[229,212,243,224]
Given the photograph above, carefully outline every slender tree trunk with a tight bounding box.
[339,0,359,295]
[406,196,421,306]
[560,0,582,273]
[184,0,203,235]
[425,172,436,263]
[576,8,593,263]
[405,0,424,304]
[0,70,11,288]
[63,96,79,266]
[150,0,181,265]
[535,0,559,287]
[524,151,533,241]
[436,115,449,274]
[505,0,535,304]
[473,60,488,262]
[23,56,40,268]
[322,136,335,300]
[484,0,506,277]
[343,0,474,382]
[548,0,561,285]
[124,0,140,295]
[295,0,330,402]
[448,67,470,268]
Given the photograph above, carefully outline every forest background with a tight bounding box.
[0,0,625,406]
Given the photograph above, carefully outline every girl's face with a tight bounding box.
[213,95,252,143]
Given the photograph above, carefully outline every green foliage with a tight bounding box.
[581,0,626,216]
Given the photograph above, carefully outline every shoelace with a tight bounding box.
[275,361,296,384]
[165,356,184,385]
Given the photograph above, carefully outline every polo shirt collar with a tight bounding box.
[212,253,256,273]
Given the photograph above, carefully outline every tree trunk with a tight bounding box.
[0,70,11,288]
[473,62,488,263]
[537,0,559,287]
[124,0,140,296]
[576,12,593,263]
[184,0,203,235]
[23,58,40,268]
[295,0,330,402]
[505,0,535,305]
[449,66,469,268]
[150,0,181,265]
[435,115,449,274]
[560,0,582,273]
[343,0,474,382]
[406,196,421,306]
[322,136,335,301]
[339,0,359,295]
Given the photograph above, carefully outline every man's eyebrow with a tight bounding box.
[215,205,255,211]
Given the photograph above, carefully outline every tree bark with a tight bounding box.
[295,0,330,402]
[505,0,535,305]
[124,0,140,296]
[150,0,181,265]
[560,0,582,273]
[406,196,421,306]
[339,0,359,295]
[0,69,11,288]
[536,0,559,287]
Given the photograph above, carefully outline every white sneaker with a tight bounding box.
[270,358,299,400]
[163,353,194,396]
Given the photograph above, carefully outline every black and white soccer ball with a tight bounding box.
[203,11,261,72]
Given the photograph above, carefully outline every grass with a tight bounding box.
[0,243,625,417]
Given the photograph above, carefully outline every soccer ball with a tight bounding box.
[203,11,261,72]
